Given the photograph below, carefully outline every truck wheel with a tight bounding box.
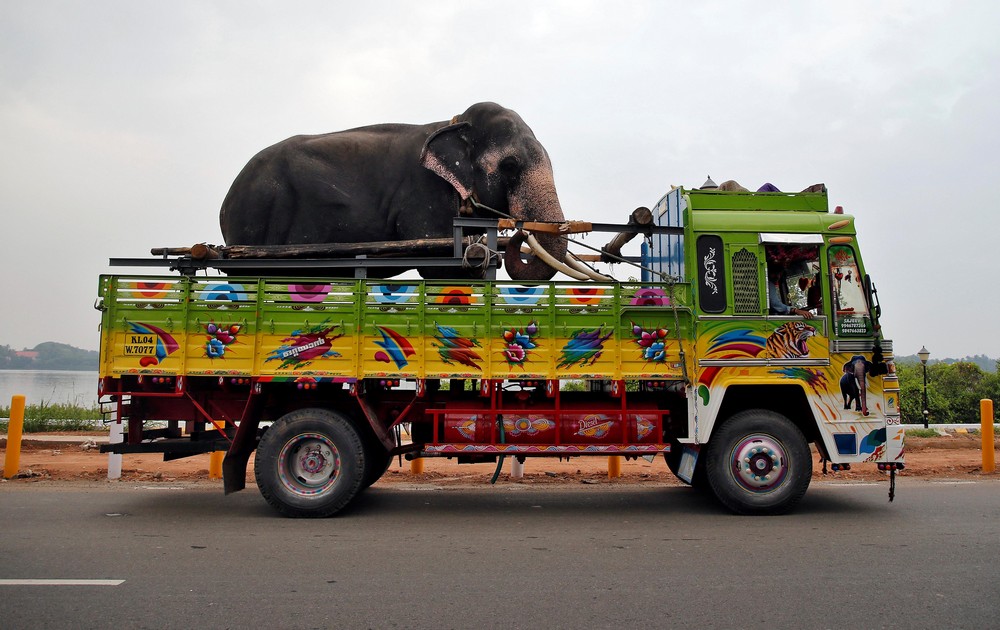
[254,408,366,518]
[361,446,392,490]
[705,410,811,515]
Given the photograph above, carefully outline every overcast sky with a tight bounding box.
[2,1,997,360]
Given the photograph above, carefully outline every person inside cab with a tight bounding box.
[766,245,820,319]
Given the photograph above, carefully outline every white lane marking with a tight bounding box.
[0,579,125,586]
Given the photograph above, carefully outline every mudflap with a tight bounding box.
[677,444,701,485]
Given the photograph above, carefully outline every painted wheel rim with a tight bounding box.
[277,433,341,497]
[729,434,788,493]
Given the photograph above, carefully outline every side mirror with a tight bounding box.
[864,274,882,320]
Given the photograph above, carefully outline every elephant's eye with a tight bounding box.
[499,156,519,174]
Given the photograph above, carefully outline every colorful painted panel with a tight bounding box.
[184,320,254,375]
[102,276,696,381]
[490,320,550,378]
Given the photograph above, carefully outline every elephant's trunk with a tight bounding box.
[504,164,567,281]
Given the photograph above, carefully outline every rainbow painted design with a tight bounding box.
[498,286,545,306]
[374,326,417,369]
[199,283,248,302]
[558,327,613,369]
[288,284,331,303]
[707,329,766,357]
[372,284,418,305]
[127,322,180,367]
[630,287,669,306]
[433,324,483,370]
[770,366,828,393]
[566,287,605,305]
[433,286,473,306]
[127,281,169,300]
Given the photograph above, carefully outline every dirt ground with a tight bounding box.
[2,432,997,487]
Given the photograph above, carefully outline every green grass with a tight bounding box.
[0,401,104,433]
[904,428,940,438]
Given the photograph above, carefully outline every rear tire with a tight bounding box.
[361,446,393,490]
[705,410,811,515]
[255,408,366,518]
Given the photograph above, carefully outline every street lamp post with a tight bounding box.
[918,346,930,429]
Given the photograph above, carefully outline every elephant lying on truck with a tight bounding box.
[219,102,567,280]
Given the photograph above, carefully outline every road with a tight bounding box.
[1,479,998,629]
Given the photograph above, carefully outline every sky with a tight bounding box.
[2,1,997,359]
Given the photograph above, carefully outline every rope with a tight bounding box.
[461,237,499,276]
[467,198,675,282]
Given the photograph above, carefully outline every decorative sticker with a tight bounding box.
[840,355,873,415]
[265,321,344,369]
[558,327,613,369]
[630,322,669,363]
[455,417,478,441]
[204,323,242,359]
[576,414,613,439]
[764,321,816,359]
[503,415,556,437]
[635,416,656,440]
[501,321,539,367]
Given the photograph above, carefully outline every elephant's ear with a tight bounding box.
[420,122,474,200]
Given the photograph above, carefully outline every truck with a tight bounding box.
[96,183,902,516]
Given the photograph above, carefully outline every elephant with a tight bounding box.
[219,102,567,280]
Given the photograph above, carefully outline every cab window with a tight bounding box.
[829,245,871,335]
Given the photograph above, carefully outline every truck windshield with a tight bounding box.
[829,244,871,336]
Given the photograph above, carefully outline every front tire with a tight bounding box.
[255,408,366,518]
[705,410,811,515]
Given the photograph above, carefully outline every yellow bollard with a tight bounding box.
[3,395,26,479]
[410,457,424,475]
[608,455,622,479]
[982,399,995,474]
[209,451,225,479]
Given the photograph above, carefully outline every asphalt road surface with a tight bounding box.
[1,479,998,629]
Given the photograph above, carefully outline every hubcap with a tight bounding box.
[729,434,788,493]
[277,433,341,497]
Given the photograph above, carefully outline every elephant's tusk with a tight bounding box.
[524,233,591,281]
[563,252,614,282]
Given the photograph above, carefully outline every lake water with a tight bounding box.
[0,370,100,408]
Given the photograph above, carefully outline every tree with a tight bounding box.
[898,360,1000,424]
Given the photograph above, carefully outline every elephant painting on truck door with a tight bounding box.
[219,102,567,281]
